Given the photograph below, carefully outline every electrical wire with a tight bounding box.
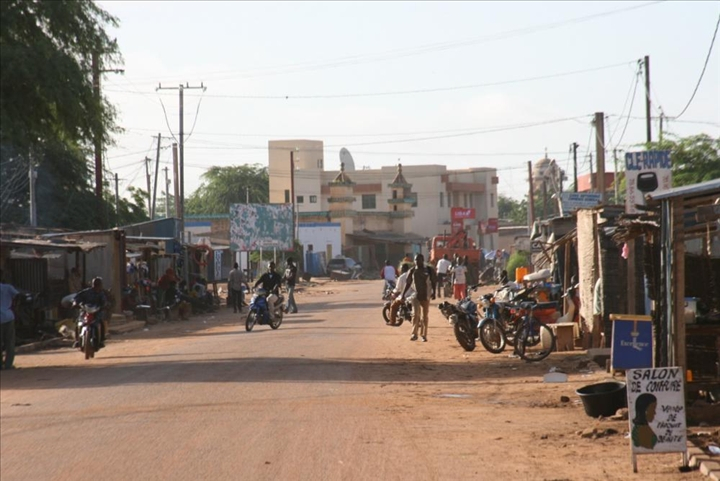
[183,91,205,143]
[673,15,720,120]
[158,95,179,143]
[612,68,641,150]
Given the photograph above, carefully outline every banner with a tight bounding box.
[625,151,672,214]
[230,204,294,251]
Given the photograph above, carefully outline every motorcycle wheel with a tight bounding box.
[517,322,555,362]
[83,331,92,360]
[453,321,476,352]
[270,311,283,329]
[382,305,392,325]
[245,311,257,332]
[478,318,506,354]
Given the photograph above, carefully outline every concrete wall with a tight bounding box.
[298,223,342,263]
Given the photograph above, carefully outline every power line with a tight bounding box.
[673,15,720,120]
[612,68,642,150]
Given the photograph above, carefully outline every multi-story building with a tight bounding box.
[268,140,499,268]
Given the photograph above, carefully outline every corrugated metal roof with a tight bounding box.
[646,179,720,201]
[0,237,106,252]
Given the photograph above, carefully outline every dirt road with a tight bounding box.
[0,279,706,480]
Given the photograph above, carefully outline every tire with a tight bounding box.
[453,320,476,351]
[83,330,92,360]
[245,311,257,332]
[382,305,392,325]
[478,318,506,354]
[270,311,283,329]
[517,321,555,362]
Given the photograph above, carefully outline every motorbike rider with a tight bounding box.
[389,264,413,325]
[72,277,107,349]
[380,260,398,295]
[254,261,282,320]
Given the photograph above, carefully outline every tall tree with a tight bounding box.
[186,165,269,215]
[650,133,720,187]
[0,0,127,230]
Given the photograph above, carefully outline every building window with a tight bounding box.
[317,159,323,169]
[284,190,290,203]
[361,194,376,209]
[463,193,468,207]
[440,192,444,208]
[310,195,317,204]
[490,193,495,208]
[297,195,304,204]
[448,193,452,207]
[410,193,418,208]
[392,190,398,199]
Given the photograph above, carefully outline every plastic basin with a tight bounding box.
[576,381,627,418]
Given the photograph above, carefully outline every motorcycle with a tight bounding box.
[382,294,414,327]
[382,280,396,301]
[76,303,103,360]
[245,288,285,331]
[438,285,480,351]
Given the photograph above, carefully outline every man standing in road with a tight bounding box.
[0,270,19,370]
[228,262,246,313]
[401,254,436,342]
[451,258,467,300]
[283,258,298,314]
[435,254,451,298]
[254,262,282,320]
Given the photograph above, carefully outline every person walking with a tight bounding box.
[451,259,467,301]
[435,254,452,298]
[401,254,436,342]
[283,258,298,314]
[0,271,19,370]
[228,262,246,313]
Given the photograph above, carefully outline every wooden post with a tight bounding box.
[673,198,686,373]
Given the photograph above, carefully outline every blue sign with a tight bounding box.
[611,315,653,370]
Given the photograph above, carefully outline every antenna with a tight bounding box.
[339,148,355,171]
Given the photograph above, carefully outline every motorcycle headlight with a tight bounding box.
[449,314,459,325]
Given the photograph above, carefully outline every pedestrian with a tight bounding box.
[590,276,604,349]
[283,258,298,314]
[0,270,20,370]
[401,254,436,342]
[435,254,452,298]
[68,266,83,294]
[451,258,467,301]
[380,259,398,295]
[463,254,477,286]
[228,262,246,313]
[389,264,413,325]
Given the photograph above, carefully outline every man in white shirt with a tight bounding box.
[451,260,468,300]
[389,264,413,325]
[380,260,398,295]
[435,254,452,298]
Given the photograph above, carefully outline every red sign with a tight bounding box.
[451,220,464,234]
[451,207,476,220]
[486,218,499,233]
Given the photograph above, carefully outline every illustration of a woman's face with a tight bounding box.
[645,402,657,422]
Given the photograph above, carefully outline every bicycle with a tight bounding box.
[513,300,556,362]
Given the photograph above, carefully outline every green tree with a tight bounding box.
[498,195,527,225]
[186,165,269,215]
[651,134,720,187]
[0,0,123,230]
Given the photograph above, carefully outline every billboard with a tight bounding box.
[625,151,672,214]
[560,192,602,215]
[230,204,294,251]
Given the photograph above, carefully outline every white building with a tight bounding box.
[268,140,499,269]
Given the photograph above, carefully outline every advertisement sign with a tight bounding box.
[625,151,672,214]
[230,204,294,251]
[451,220,464,234]
[486,218,499,233]
[451,207,475,220]
[560,192,602,215]
[627,367,687,471]
[610,315,653,371]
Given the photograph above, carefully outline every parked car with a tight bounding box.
[326,256,363,279]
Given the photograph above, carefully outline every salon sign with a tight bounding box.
[627,367,687,470]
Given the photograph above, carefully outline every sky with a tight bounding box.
[97,1,720,203]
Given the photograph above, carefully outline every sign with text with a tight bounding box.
[485,218,498,233]
[560,192,602,215]
[610,315,653,371]
[627,367,687,461]
[451,207,476,220]
[625,151,672,214]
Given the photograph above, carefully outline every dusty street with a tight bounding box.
[0,279,707,481]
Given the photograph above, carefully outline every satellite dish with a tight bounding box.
[339,148,355,171]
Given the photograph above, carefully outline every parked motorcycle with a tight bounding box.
[382,294,413,327]
[76,303,103,360]
[438,286,480,351]
[245,288,285,331]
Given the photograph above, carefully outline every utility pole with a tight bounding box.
[644,55,652,144]
[151,133,161,219]
[172,143,180,223]
[92,51,124,201]
[572,142,579,193]
[527,161,535,229]
[144,157,152,217]
[28,160,37,227]
[156,82,206,235]
[594,112,606,204]
[164,166,170,219]
[290,149,297,243]
[589,153,595,192]
[114,173,119,226]
[613,149,619,204]
[659,107,665,142]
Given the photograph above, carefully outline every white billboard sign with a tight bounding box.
[625,151,672,214]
